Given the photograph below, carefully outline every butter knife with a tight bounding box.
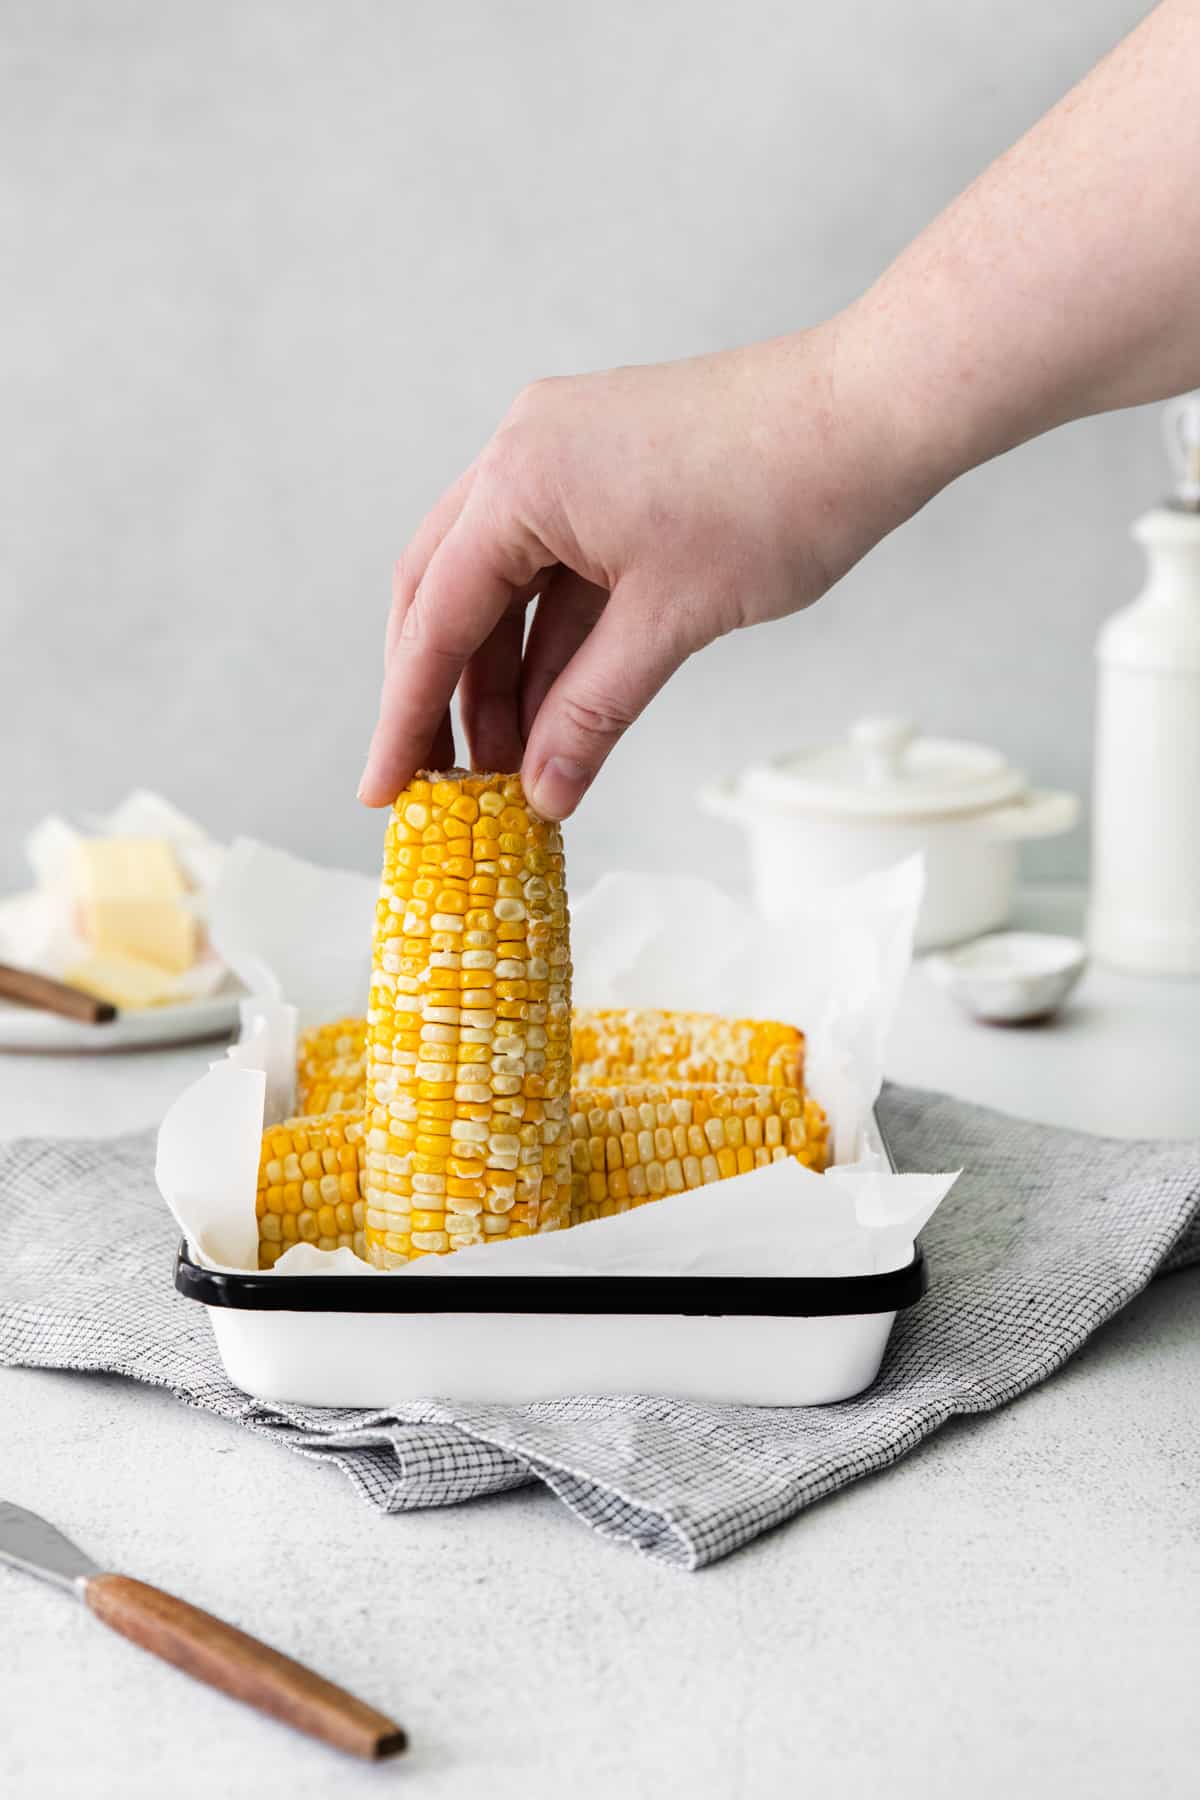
[0,1499,406,1759]
[0,962,116,1024]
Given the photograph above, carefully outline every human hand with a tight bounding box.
[359,321,928,818]
[364,0,1200,823]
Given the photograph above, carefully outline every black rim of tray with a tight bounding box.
[174,1240,927,1317]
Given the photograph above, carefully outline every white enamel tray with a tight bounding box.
[174,1113,925,1410]
[176,1246,926,1409]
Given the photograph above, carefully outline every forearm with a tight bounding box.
[842,0,1200,500]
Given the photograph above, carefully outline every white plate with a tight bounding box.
[0,991,242,1053]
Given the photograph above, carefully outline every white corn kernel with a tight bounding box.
[451,1119,489,1143]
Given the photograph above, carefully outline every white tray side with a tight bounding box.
[206,1305,898,1409]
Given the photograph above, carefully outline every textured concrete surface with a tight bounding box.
[1,889,1198,1798]
[2,1280,1197,1800]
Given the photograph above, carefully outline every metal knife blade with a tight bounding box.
[0,1499,100,1594]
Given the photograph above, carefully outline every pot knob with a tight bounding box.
[851,716,916,785]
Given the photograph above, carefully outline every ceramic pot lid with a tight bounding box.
[739,717,1028,821]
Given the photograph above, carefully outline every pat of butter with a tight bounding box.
[74,837,197,974]
[65,950,180,1010]
[87,896,196,972]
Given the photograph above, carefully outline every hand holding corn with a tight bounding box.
[361,4,1200,821]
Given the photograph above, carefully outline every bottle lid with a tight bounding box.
[1163,393,1200,513]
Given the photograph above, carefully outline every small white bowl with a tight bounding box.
[923,931,1087,1024]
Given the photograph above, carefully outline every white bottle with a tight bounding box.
[1088,394,1200,974]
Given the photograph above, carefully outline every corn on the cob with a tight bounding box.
[294,1008,803,1122]
[569,1081,829,1224]
[363,771,572,1267]
[572,1008,804,1093]
[257,1111,367,1268]
[296,1016,367,1116]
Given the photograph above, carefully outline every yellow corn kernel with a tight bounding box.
[295,1016,367,1117]
[571,1009,805,1093]
[567,1081,830,1226]
[255,1110,368,1269]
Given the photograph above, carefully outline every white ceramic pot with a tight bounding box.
[699,718,1079,951]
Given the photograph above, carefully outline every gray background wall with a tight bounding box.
[1,0,1164,895]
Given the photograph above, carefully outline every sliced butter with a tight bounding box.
[74,837,197,973]
[86,896,196,971]
[65,950,180,1011]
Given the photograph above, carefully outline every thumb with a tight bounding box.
[522,583,690,819]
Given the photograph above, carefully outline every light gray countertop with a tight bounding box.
[1,888,1197,1800]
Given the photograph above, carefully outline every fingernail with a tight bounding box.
[530,756,590,820]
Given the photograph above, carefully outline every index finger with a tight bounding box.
[384,463,477,670]
[358,493,551,805]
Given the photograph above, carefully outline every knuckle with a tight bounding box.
[508,376,559,421]
[557,686,635,747]
[477,423,529,494]
[483,378,567,488]
[392,551,416,605]
[397,581,460,661]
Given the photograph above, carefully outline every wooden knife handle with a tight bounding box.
[84,1574,406,1760]
[0,961,116,1024]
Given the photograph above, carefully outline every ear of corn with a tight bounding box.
[257,1111,367,1268]
[362,772,572,1267]
[572,1009,804,1092]
[271,856,834,1269]
[569,1082,830,1225]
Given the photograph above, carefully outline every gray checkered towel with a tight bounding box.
[1,1085,1197,1569]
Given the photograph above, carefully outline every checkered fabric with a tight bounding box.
[1,1085,1197,1569]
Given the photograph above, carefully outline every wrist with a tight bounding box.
[827,290,968,532]
[757,311,951,594]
